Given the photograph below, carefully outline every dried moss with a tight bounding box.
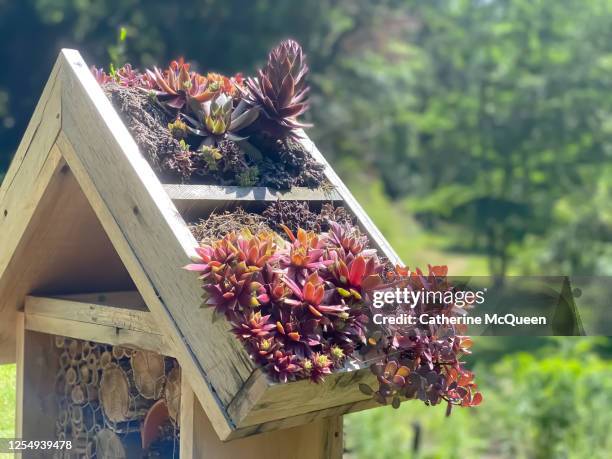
[261,201,354,234]
[103,83,186,179]
[189,208,272,244]
[104,85,327,189]
[190,202,354,243]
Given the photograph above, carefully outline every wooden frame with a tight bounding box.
[0,49,402,442]
[24,293,174,357]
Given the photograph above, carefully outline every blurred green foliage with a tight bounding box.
[1,3,612,457]
[0,364,15,438]
[2,0,612,276]
[346,337,612,459]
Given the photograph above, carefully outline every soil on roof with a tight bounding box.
[103,84,327,189]
[189,201,355,243]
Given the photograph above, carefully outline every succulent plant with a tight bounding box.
[236,166,260,186]
[244,39,311,138]
[358,264,483,411]
[91,66,112,84]
[115,64,147,87]
[145,59,232,110]
[183,93,259,148]
[167,118,188,140]
[303,353,333,383]
[186,222,480,416]
[197,145,223,171]
[268,350,301,383]
[93,42,328,189]
[232,311,276,341]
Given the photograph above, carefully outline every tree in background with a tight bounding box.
[0,0,396,172]
[2,0,612,276]
[314,0,612,278]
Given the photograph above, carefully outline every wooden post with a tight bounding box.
[15,312,60,445]
[180,379,343,459]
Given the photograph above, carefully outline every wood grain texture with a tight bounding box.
[15,312,25,443]
[0,54,62,363]
[25,294,157,334]
[164,184,341,202]
[56,49,254,439]
[0,155,135,365]
[53,290,148,310]
[15,317,60,444]
[24,294,174,356]
[166,184,342,220]
[228,364,376,428]
[228,399,375,440]
[182,380,343,458]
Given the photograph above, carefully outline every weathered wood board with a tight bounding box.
[1,48,402,443]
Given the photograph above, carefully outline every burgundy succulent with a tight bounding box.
[244,39,311,138]
[232,311,276,341]
[359,265,482,411]
[186,215,480,415]
[268,350,301,383]
[145,59,221,110]
[91,40,327,188]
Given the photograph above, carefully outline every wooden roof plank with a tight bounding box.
[1,49,405,440]
[56,49,257,439]
[163,184,342,202]
[0,56,63,363]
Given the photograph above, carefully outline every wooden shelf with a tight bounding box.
[164,184,342,218]
[163,184,341,202]
[24,292,174,356]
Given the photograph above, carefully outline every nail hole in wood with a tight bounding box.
[133,206,140,215]
[3,210,7,217]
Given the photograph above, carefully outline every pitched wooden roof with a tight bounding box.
[0,49,401,440]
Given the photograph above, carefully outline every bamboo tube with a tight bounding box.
[71,404,84,435]
[112,345,128,360]
[65,367,79,386]
[59,351,71,370]
[99,351,113,370]
[79,365,92,385]
[165,366,181,426]
[58,408,70,430]
[131,350,166,399]
[67,339,82,362]
[54,336,66,349]
[95,429,126,459]
[71,384,87,405]
[86,352,99,373]
[99,364,131,423]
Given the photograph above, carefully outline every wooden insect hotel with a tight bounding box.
[0,48,404,458]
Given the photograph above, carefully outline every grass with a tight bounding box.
[0,364,15,459]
